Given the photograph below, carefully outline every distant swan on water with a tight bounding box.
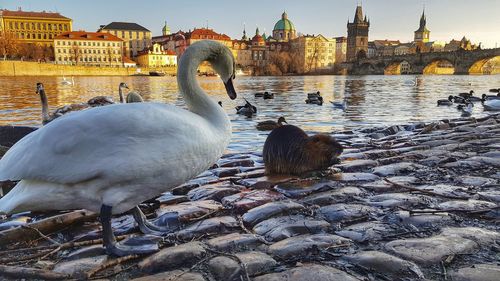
[61,76,74,86]
[117,82,144,103]
[0,40,237,256]
[36,82,89,125]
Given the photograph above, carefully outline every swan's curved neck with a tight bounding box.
[119,86,124,103]
[39,89,50,123]
[177,48,229,130]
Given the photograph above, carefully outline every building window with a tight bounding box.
[121,31,125,37]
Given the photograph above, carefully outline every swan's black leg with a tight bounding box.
[100,204,158,256]
[131,206,179,235]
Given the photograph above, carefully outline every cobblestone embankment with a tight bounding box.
[0,114,499,280]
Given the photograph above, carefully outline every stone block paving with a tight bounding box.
[0,114,499,280]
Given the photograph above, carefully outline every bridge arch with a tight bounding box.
[468,56,500,75]
[356,62,376,75]
[384,60,412,75]
[423,58,455,75]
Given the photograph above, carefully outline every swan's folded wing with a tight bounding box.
[0,103,207,184]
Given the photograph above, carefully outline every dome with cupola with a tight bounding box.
[272,11,296,41]
[162,21,171,36]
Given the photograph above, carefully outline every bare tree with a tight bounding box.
[71,44,80,65]
[0,31,18,60]
[107,47,114,66]
[306,42,320,73]
[43,45,54,61]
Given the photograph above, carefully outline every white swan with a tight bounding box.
[331,100,347,110]
[482,99,500,111]
[61,76,75,86]
[0,40,237,256]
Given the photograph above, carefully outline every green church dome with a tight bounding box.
[273,12,295,31]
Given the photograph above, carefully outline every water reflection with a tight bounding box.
[0,75,499,153]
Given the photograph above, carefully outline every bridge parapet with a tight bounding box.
[348,48,500,75]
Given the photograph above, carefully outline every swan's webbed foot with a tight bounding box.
[132,206,180,235]
[104,239,159,257]
[100,205,159,257]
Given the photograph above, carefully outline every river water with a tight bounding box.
[0,75,499,153]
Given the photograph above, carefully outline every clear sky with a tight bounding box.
[1,0,499,48]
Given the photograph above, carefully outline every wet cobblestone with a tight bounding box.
[0,114,499,280]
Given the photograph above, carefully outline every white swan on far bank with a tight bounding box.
[61,76,74,85]
[0,40,237,256]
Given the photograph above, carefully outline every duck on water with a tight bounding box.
[256,116,287,131]
[0,40,237,256]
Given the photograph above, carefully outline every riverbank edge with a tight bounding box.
[0,61,177,77]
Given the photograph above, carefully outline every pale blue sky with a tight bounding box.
[1,0,499,47]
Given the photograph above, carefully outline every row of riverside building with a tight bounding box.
[0,6,480,73]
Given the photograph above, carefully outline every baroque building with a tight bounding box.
[250,27,267,67]
[346,5,369,61]
[54,31,123,66]
[136,42,176,67]
[292,34,336,73]
[153,28,232,57]
[98,22,151,58]
[334,36,347,63]
[272,11,296,41]
[232,26,252,68]
[0,8,72,47]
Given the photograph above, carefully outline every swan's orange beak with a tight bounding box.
[224,78,237,100]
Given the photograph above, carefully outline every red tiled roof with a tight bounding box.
[186,28,231,41]
[252,34,264,43]
[54,31,123,42]
[122,57,136,64]
[166,50,176,55]
[0,9,70,20]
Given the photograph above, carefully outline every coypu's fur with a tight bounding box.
[263,125,343,175]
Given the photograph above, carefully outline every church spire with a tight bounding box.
[354,5,363,23]
[419,8,426,28]
[241,23,248,41]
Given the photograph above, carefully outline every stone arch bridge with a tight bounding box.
[346,48,500,75]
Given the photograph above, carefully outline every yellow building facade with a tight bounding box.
[136,43,177,67]
[98,22,152,58]
[54,31,124,67]
[0,8,72,47]
[292,35,336,73]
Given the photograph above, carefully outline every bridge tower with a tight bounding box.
[347,5,370,62]
[414,9,430,49]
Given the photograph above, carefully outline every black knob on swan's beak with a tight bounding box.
[224,78,237,100]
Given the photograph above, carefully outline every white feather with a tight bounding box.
[0,40,233,215]
[483,99,500,111]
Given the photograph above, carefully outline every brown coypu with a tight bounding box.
[263,125,343,175]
